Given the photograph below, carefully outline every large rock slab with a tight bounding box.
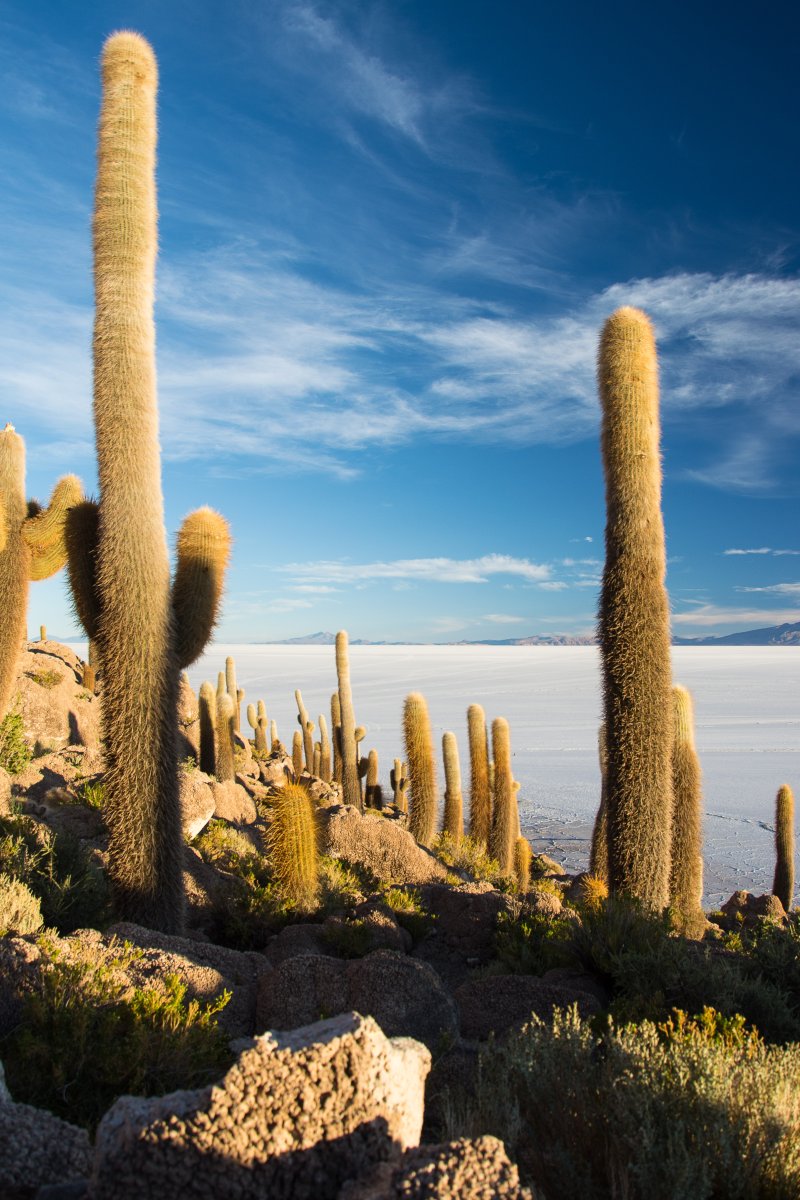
[15,642,100,756]
[179,771,216,839]
[454,974,601,1041]
[339,1135,534,1199]
[413,883,518,989]
[0,1097,92,1197]
[256,950,458,1050]
[89,1012,430,1200]
[320,806,448,886]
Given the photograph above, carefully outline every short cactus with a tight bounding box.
[390,759,408,812]
[489,717,515,873]
[225,658,239,733]
[467,704,491,848]
[669,686,704,922]
[330,692,342,784]
[292,730,304,779]
[265,782,319,911]
[295,689,315,771]
[318,714,331,781]
[247,701,269,754]
[514,836,532,893]
[403,692,438,847]
[773,784,795,912]
[442,731,463,844]
[598,306,673,909]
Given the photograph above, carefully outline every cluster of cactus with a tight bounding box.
[63,33,231,933]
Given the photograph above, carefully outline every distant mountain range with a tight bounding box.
[272,623,800,647]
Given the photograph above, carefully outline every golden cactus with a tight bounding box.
[489,717,515,873]
[215,692,235,783]
[598,306,673,909]
[335,631,361,810]
[514,836,532,892]
[266,782,319,911]
[669,686,704,923]
[442,731,463,844]
[403,692,437,846]
[588,722,609,883]
[198,681,216,776]
[467,703,491,848]
[773,784,795,911]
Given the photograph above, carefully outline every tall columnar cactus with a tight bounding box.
[669,686,704,921]
[269,719,279,749]
[215,692,235,783]
[467,704,491,848]
[198,681,216,777]
[225,657,240,733]
[589,723,609,883]
[291,730,304,779]
[598,306,673,909]
[773,784,795,912]
[403,692,438,847]
[247,700,269,754]
[335,631,361,810]
[363,747,380,808]
[514,836,532,892]
[489,717,516,873]
[442,731,464,844]
[318,714,331,782]
[67,32,231,932]
[330,692,342,784]
[0,426,82,719]
[295,689,315,771]
[266,782,319,911]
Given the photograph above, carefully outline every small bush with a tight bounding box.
[2,936,232,1131]
[382,885,434,943]
[433,832,505,885]
[495,907,576,975]
[0,708,32,774]
[0,814,110,933]
[0,872,43,935]
[25,668,62,690]
[442,1005,800,1200]
[77,780,106,810]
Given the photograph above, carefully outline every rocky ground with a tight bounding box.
[0,641,792,1200]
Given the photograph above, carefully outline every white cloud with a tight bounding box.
[736,582,800,595]
[279,554,551,585]
[672,604,800,627]
[539,581,569,592]
[724,547,800,556]
[482,613,527,623]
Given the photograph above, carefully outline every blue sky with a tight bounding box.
[2,0,800,642]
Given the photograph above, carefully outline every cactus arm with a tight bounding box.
[23,475,83,580]
[64,499,103,640]
[171,507,231,669]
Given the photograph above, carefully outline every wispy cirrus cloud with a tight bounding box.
[672,604,800,627]
[278,554,551,586]
[724,547,800,556]
[736,582,800,595]
[483,613,527,624]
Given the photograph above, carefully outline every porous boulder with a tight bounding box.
[453,974,602,1041]
[412,882,519,989]
[320,805,448,886]
[719,890,787,928]
[210,778,257,824]
[257,950,458,1050]
[0,1097,92,1197]
[339,1135,534,1199]
[89,1013,430,1200]
[14,641,100,756]
[178,769,216,839]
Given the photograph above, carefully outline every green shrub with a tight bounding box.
[0,814,109,932]
[0,872,43,934]
[495,907,576,975]
[0,708,32,774]
[382,885,434,944]
[3,936,232,1130]
[77,780,106,810]
[25,668,62,690]
[433,832,505,885]
[442,1005,800,1200]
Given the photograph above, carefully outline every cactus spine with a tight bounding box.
[76,32,230,931]
[335,631,361,810]
[773,784,795,911]
[442,731,463,844]
[588,723,609,883]
[467,704,491,848]
[489,717,516,873]
[669,686,704,922]
[295,689,314,771]
[198,681,216,776]
[403,692,438,847]
[0,427,82,719]
[598,306,673,909]
[266,782,319,911]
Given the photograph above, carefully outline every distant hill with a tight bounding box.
[673,621,800,647]
[273,623,800,647]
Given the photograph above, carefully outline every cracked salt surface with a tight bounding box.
[179,644,798,909]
